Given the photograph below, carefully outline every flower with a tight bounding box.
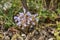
[17,17,20,21]
[28,18,32,21]
[14,11,39,28]
[31,22,35,25]
[19,12,24,17]
[26,11,31,16]
[14,16,18,20]
[17,22,21,26]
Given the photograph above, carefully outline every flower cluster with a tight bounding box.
[14,11,39,27]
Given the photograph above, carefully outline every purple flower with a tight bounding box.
[28,18,32,21]
[14,11,38,27]
[26,11,31,16]
[32,22,35,25]
[14,16,18,20]
[17,22,21,26]
[19,12,24,17]
[17,17,20,21]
